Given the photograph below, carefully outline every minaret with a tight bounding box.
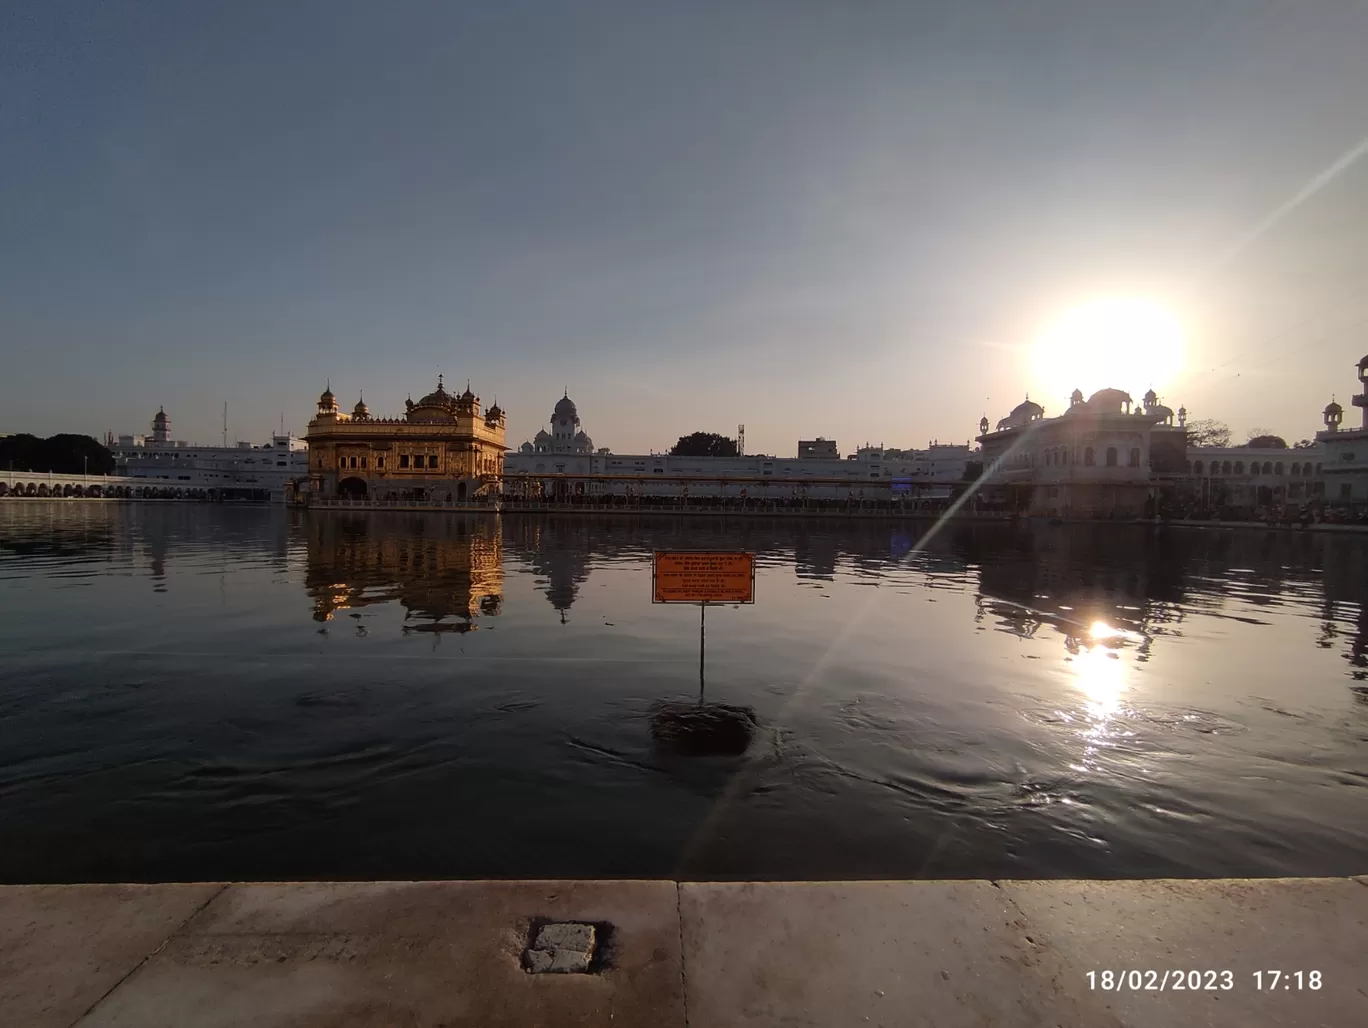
[151,407,170,447]
[1324,398,1343,433]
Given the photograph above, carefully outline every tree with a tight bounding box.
[669,432,739,458]
[1293,439,1317,449]
[1245,432,1288,449]
[1185,419,1231,448]
[0,433,115,474]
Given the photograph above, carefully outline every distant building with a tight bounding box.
[305,376,507,502]
[798,437,839,459]
[977,387,1185,517]
[1184,446,1324,513]
[502,398,968,501]
[151,407,171,447]
[1316,354,1368,508]
[110,407,308,502]
[516,392,598,455]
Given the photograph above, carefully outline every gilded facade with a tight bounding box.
[305,376,507,501]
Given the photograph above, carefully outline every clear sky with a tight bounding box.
[4,1,1368,454]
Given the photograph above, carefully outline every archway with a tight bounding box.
[0,483,8,497]
[457,481,467,501]
[37,484,51,497]
[338,476,368,498]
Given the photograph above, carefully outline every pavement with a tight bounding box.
[2,877,1366,1027]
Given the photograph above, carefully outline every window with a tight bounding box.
[349,456,357,468]
[1105,447,1117,467]
[1290,463,1300,476]
[1342,484,1353,499]
[1316,463,1323,474]
[428,455,439,468]
[1274,462,1283,475]
[399,454,410,469]
[1250,462,1259,475]
[338,457,346,469]
[1129,448,1140,467]
[1222,461,1232,474]
[1234,462,1244,474]
[360,457,367,469]
[1084,447,1095,466]
[1060,450,1067,465]
[1262,461,1272,474]
[1193,460,1203,474]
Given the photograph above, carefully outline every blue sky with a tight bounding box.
[4,1,1368,454]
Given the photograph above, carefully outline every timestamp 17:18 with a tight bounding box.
[1253,971,1322,990]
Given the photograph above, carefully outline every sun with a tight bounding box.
[1031,298,1185,402]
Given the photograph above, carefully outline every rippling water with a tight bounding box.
[2,503,1366,883]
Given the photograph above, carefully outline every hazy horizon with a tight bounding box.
[4,1,1368,455]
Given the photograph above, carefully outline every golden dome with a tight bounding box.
[414,374,455,410]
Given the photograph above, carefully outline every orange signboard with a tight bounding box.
[653,551,755,604]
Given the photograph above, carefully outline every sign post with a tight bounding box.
[653,551,755,697]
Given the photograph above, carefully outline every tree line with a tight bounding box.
[0,434,116,474]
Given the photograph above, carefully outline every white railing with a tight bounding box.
[0,471,136,487]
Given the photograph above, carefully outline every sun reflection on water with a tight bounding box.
[1071,636,1127,719]
[1064,620,1145,770]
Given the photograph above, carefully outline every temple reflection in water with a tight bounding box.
[504,517,593,621]
[304,513,502,629]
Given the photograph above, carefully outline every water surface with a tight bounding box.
[2,503,1365,883]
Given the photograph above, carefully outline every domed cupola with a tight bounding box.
[415,375,454,409]
[407,375,459,421]
[1324,397,1344,431]
[995,395,1045,431]
[352,393,370,419]
[1087,388,1133,413]
[554,391,579,422]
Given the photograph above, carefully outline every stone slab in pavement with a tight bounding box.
[999,877,1368,1028]
[0,883,223,1028]
[73,880,684,1028]
[678,880,1122,1028]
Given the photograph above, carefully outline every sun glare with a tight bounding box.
[1031,298,1185,402]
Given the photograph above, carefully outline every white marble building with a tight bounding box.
[1316,354,1368,507]
[515,392,598,455]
